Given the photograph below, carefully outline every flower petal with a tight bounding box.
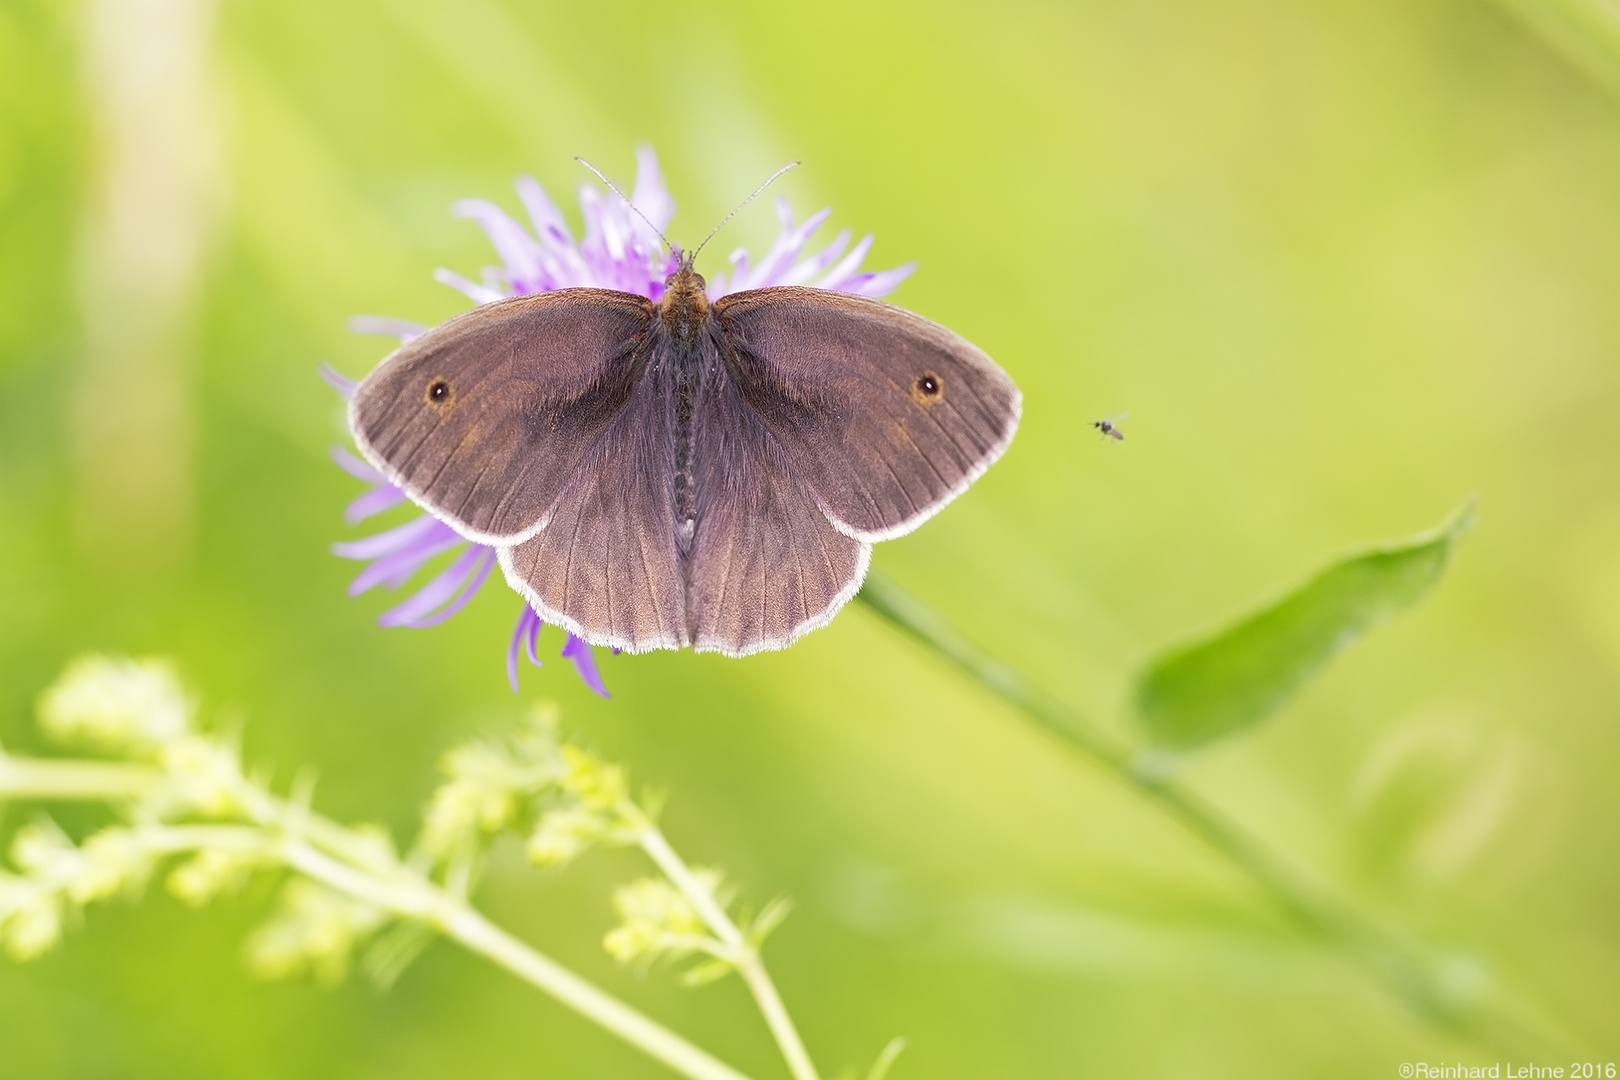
[740,200,833,290]
[330,445,385,484]
[844,261,917,297]
[561,634,611,699]
[346,537,462,596]
[344,485,408,525]
[630,145,675,236]
[318,364,359,399]
[524,614,544,667]
[516,175,575,247]
[348,315,428,342]
[814,233,876,291]
[453,199,548,289]
[432,268,506,305]
[506,605,549,692]
[332,515,449,562]
[378,545,495,628]
[779,228,852,286]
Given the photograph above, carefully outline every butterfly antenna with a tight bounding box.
[690,161,801,261]
[575,156,676,256]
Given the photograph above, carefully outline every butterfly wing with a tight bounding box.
[682,364,871,657]
[713,287,1020,542]
[349,289,653,545]
[496,365,688,654]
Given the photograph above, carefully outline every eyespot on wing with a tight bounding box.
[349,288,654,546]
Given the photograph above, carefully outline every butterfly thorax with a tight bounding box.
[659,260,711,549]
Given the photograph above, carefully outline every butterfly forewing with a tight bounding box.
[714,287,1021,542]
[349,289,653,545]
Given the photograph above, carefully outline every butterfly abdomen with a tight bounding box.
[670,358,699,547]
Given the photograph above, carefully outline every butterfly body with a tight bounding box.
[351,255,1020,658]
[656,264,714,550]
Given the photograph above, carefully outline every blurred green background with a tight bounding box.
[4,0,1620,1075]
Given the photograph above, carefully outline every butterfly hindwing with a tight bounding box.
[714,287,1021,542]
[497,365,688,653]
[685,365,871,657]
[349,289,653,545]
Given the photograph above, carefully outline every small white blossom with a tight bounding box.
[526,806,610,868]
[602,868,739,983]
[168,848,262,907]
[5,657,818,1039]
[415,710,571,864]
[72,828,155,904]
[603,876,712,965]
[0,821,157,962]
[419,745,555,862]
[0,877,62,961]
[558,745,627,812]
[246,880,387,987]
[37,656,191,754]
[9,819,78,878]
[155,736,246,818]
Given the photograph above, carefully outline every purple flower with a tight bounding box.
[332,147,915,696]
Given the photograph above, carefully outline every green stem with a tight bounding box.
[276,839,757,1080]
[635,820,821,1080]
[855,571,1552,1053]
[0,756,160,801]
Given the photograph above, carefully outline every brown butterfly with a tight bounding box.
[349,182,1020,658]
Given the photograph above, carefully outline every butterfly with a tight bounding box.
[349,190,1020,658]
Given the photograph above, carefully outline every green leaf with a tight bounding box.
[1134,503,1474,752]
[865,1038,907,1080]
[744,894,793,948]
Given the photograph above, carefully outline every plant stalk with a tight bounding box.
[0,756,160,801]
[855,570,1552,1053]
[636,822,821,1080]
[276,819,759,1080]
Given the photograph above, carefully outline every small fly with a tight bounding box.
[1092,412,1128,441]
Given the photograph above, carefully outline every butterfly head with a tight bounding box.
[663,247,707,295]
[659,248,710,325]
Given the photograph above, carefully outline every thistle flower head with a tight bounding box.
[333,147,915,695]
